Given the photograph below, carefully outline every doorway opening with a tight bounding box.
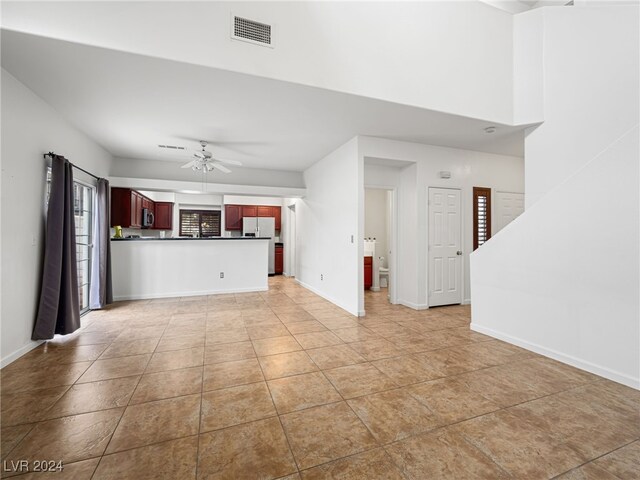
[364,187,396,305]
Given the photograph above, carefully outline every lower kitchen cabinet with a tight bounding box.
[275,244,284,274]
[364,256,373,290]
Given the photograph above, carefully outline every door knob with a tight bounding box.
[456,251,462,255]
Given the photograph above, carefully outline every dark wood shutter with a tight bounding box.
[179,210,221,237]
[473,187,492,250]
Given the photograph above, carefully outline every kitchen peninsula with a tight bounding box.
[111,237,270,300]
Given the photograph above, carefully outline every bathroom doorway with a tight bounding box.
[364,187,396,304]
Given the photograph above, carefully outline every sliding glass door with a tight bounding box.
[45,168,95,314]
[74,182,94,314]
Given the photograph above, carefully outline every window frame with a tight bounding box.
[179,209,222,238]
[473,186,492,250]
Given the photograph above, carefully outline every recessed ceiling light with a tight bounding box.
[484,126,497,134]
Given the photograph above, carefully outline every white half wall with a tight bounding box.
[471,127,640,388]
[111,239,269,300]
[1,69,113,367]
[296,138,361,315]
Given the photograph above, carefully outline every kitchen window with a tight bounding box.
[179,209,221,237]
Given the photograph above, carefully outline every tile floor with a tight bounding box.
[1,277,639,479]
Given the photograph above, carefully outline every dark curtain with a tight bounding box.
[89,178,113,309]
[33,155,81,339]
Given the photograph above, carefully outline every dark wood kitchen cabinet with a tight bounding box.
[364,256,373,290]
[225,205,242,230]
[223,204,282,231]
[111,187,140,228]
[154,202,174,230]
[275,244,284,274]
[242,205,257,218]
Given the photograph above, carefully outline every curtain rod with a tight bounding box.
[44,152,102,181]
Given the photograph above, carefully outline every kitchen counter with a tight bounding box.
[111,237,272,241]
[111,238,269,300]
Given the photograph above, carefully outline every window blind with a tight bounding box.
[179,210,221,237]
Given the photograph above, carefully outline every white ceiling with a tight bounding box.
[1,30,527,172]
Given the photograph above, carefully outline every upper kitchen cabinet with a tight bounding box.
[273,206,281,231]
[242,205,257,218]
[111,187,139,228]
[257,206,272,217]
[225,205,242,230]
[154,202,174,230]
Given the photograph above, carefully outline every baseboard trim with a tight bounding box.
[114,286,268,301]
[471,323,640,390]
[398,299,429,310]
[294,279,358,317]
[462,298,471,305]
[1,340,44,368]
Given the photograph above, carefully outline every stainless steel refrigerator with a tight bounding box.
[242,217,275,275]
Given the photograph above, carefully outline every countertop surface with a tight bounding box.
[111,237,272,241]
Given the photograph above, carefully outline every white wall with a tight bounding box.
[1,69,113,366]
[471,127,639,388]
[360,137,524,312]
[471,5,640,388]
[364,188,389,269]
[523,5,640,206]
[296,138,361,315]
[2,1,515,124]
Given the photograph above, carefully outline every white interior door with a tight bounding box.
[428,188,462,306]
[496,192,524,233]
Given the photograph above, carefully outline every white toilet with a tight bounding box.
[379,266,389,288]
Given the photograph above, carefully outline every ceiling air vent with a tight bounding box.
[158,145,185,150]
[231,15,274,48]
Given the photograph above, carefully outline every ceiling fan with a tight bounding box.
[180,141,242,174]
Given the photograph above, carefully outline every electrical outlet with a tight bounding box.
[320,274,324,281]
[220,272,224,279]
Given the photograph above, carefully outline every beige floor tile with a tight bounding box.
[293,331,343,349]
[1,362,92,394]
[348,338,404,361]
[205,328,250,345]
[323,363,397,399]
[268,371,342,414]
[155,334,205,352]
[200,382,276,432]
[203,358,264,391]
[317,317,359,330]
[451,409,585,478]
[44,377,139,419]
[593,441,640,479]
[300,448,404,480]
[93,437,197,480]
[258,351,318,380]
[1,424,33,460]
[408,377,500,424]
[204,341,256,364]
[106,394,200,453]
[198,417,297,479]
[130,366,202,404]
[281,402,378,470]
[77,355,150,383]
[1,386,69,426]
[99,338,160,359]
[554,463,621,480]
[348,388,442,443]
[252,335,302,356]
[247,324,290,340]
[385,427,510,479]
[4,409,123,468]
[145,347,204,373]
[285,320,327,334]
[13,458,100,480]
[305,344,367,370]
[331,326,380,343]
[372,355,441,386]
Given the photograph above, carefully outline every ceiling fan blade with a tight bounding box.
[181,160,197,169]
[211,163,232,174]
[194,152,204,159]
[215,158,243,166]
